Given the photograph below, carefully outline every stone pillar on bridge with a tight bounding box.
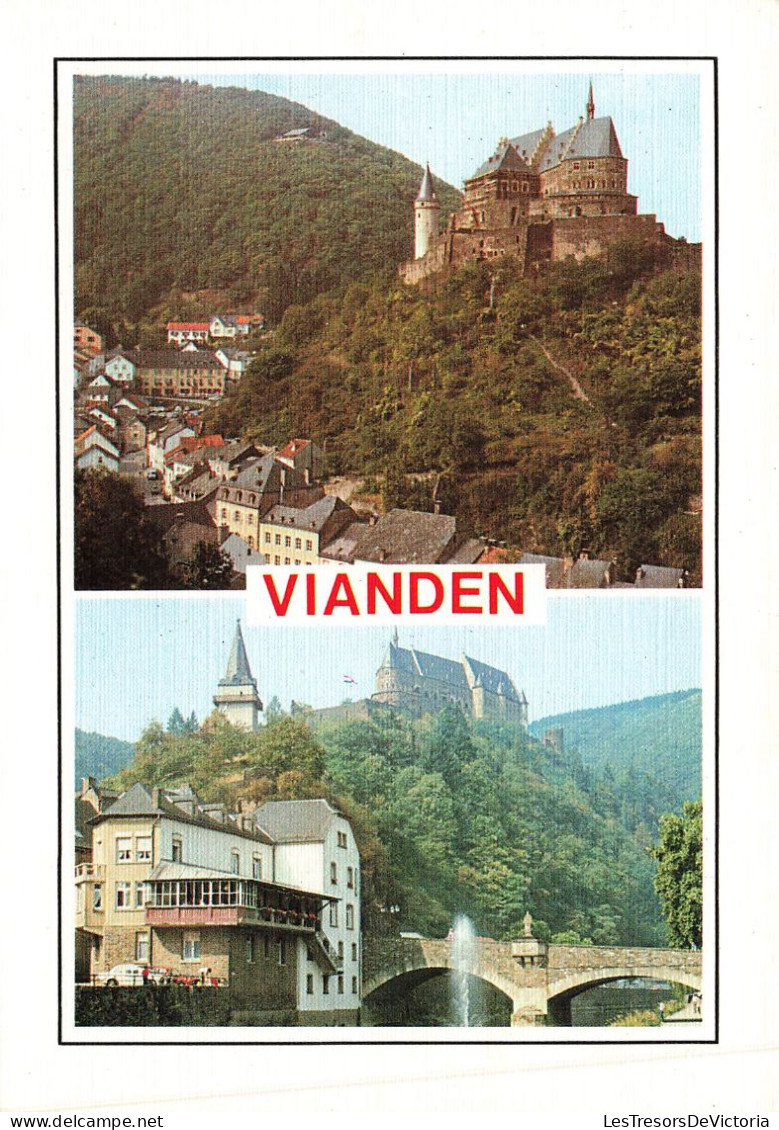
[510,982,549,1026]
[510,916,550,1025]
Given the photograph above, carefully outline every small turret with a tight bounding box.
[414,164,440,260]
[587,81,595,122]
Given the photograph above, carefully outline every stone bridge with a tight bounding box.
[363,934,702,1025]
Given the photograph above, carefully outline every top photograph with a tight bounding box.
[64,64,709,591]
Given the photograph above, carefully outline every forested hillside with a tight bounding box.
[73,76,461,329]
[207,248,702,579]
[75,728,135,788]
[530,690,702,807]
[100,695,700,947]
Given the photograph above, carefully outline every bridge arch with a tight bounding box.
[547,964,702,1006]
[364,962,521,1011]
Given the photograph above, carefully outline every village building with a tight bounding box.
[128,350,227,399]
[353,509,483,566]
[259,495,357,566]
[75,627,361,1023]
[75,425,120,473]
[74,322,104,355]
[215,452,324,551]
[166,321,210,344]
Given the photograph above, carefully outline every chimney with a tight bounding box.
[151,788,160,809]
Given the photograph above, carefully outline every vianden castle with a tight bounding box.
[372,634,528,723]
[401,85,698,284]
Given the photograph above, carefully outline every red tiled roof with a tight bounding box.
[165,434,225,463]
[277,438,311,459]
[167,322,210,331]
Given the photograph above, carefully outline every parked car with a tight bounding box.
[95,963,170,987]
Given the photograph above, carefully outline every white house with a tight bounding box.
[75,426,120,473]
[254,798,362,1021]
[105,352,137,385]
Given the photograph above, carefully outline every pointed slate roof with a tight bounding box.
[416,164,438,203]
[507,127,551,166]
[468,142,531,181]
[219,621,257,688]
[461,654,523,701]
[537,116,624,171]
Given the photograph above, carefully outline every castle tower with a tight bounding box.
[414,164,440,259]
[213,620,262,731]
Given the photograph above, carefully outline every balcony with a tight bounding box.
[75,863,105,881]
[308,931,343,974]
[145,903,321,934]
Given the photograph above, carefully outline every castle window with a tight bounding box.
[116,837,131,863]
[587,161,595,169]
[275,534,281,545]
[573,162,580,170]
[115,882,131,909]
[264,554,270,564]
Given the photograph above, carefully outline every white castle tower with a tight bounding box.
[213,620,262,731]
[414,164,440,259]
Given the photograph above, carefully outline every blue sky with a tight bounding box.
[74,593,701,742]
[181,67,702,241]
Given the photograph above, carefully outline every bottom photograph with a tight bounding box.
[69,594,706,1034]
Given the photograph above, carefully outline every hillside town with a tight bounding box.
[73,317,687,590]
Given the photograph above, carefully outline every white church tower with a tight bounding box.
[213,620,262,731]
[414,164,440,259]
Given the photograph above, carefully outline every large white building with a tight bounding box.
[254,799,362,1019]
[76,783,362,1025]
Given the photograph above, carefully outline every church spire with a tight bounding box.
[214,620,262,730]
[586,81,595,121]
[222,619,254,685]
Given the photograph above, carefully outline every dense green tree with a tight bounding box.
[180,542,234,590]
[167,708,186,734]
[74,470,172,590]
[652,800,702,948]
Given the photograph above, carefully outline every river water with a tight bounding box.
[363,977,676,1027]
